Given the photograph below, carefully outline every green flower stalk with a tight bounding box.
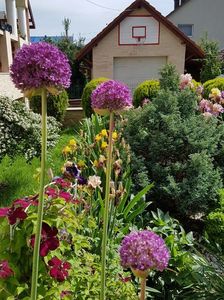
[10,42,71,300]
[91,80,132,300]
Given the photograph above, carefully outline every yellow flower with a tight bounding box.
[69,139,77,146]
[112,131,118,140]
[210,88,221,98]
[93,160,99,167]
[95,134,102,142]
[77,160,85,168]
[101,129,108,137]
[63,146,72,154]
[101,141,108,149]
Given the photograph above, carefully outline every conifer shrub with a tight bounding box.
[203,77,224,98]
[133,80,160,107]
[159,63,180,92]
[206,209,224,251]
[81,77,109,117]
[30,89,69,122]
[124,65,224,217]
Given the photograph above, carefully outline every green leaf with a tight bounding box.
[123,183,153,218]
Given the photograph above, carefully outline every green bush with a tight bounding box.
[30,89,69,122]
[0,96,60,162]
[206,210,224,252]
[192,79,202,90]
[159,63,180,92]
[203,77,224,98]
[133,80,160,107]
[81,77,109,117]
[200,36,221,83]
[124,66,224,217]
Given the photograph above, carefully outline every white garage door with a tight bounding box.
[113,56,167,93]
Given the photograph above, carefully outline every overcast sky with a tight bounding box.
[0,0,174,42]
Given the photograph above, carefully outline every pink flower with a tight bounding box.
[48,256,71,282]
[0,260,13,279]
[88,175,102,189]
[30,223,59,257]
[45,187,72,202]
[0,205,27,225]
[179,73,193,90]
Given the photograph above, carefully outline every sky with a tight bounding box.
[0,0,174,42]
[29,0,174,42]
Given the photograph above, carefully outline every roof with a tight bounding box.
[167,0,192,18]
[28,0,35,29]
[76,0,204,61]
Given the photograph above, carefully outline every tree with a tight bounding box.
[200,35,221,83]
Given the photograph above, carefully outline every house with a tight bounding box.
[168,0,224,49]
[0,0,35,99]
[76,0,204,92]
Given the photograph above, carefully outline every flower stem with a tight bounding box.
[140,277,147,300]
[100,112,114,300]
[31,89,47,300]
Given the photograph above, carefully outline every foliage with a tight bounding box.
[133,80,160,108]
[159,64,180,92]
[142,209,224,299]
[81,78,109,117]
[124,83,224,217]
[0,129,74,206]
[0,184,138,299]
[203,77,224,98]
[205,210,224,253]
[200,35,221,83]
[0,96,60,162]
[30,90,69,122]
[191,79,202,90]
[62,114,152,240]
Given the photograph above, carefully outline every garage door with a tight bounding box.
[113,57,167,93]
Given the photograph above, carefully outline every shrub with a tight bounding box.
[124,67,224,217]
[206,210,224,252]
[30,89,69,122]
[200,36,221,83]
[159,63,180,92]
[192,79,202,90]
[203,77,224,98]
[133,80,160,107]
[0,96,60,161]
[81,77,109,117]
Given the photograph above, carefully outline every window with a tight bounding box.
[178,24,193,37]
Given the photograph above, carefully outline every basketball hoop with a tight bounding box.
[135,37,146,46]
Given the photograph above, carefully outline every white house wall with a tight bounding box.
[168,0,224,49]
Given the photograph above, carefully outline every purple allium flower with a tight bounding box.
[91,80,132,114]
[10,42,71,95]
[119,230,170,273]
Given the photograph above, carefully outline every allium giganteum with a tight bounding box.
[10,42,71,94]
[91,80,132,113]
[120,230,170,273]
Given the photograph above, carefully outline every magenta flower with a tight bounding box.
[53,177,72,189]
[0,205,27,225]
[91,80,132,114]
[13,195,38,208]
[30,223,59,257]
[119,230,170,274]
[10,42,71,96]
[0,260,14,279]
[48,256,71,282]
[45,187,72,202]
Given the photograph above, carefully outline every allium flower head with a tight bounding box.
[10,42,71,96]
[120,230,170,274]
[91,80,132,115]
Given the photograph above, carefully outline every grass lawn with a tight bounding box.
[0,127,75,206]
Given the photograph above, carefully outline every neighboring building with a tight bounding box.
[0,0,35,99]
[76,0,204,92]
[168,0,224,49]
